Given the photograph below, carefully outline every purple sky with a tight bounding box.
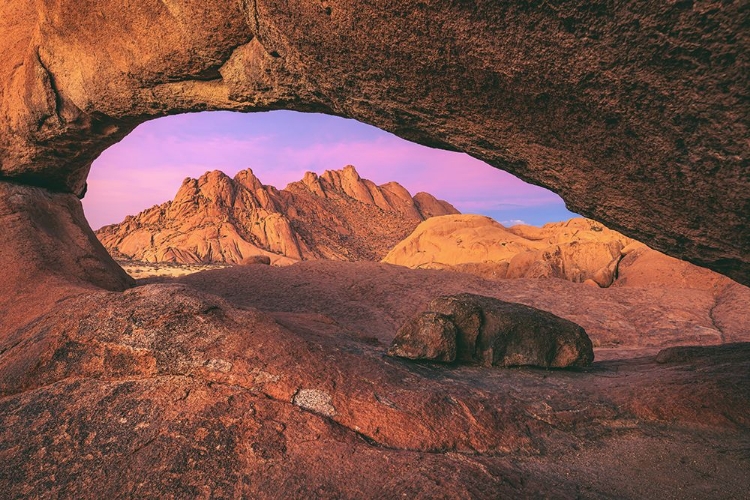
[83,111,578,230]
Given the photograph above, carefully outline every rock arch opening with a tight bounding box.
[1,0,746,287]
[83,110,578,230]
[85,110,579,268]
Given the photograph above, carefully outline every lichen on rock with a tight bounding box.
[292,388,336,417]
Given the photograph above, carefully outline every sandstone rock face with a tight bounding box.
[389,293,594,368]
[384,214,539,268]
[0,181,134,337]
[0,1,747,283]
[95,165,457,264]
[613,242,730,291]
[384,215,633,287]
[505,220,630,287]
[384,215,750,291]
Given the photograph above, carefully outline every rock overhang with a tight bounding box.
[0,0,747,285]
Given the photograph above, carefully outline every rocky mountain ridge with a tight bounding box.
[383,214,735,290]
[96,165,458,264]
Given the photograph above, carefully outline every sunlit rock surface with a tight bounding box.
[96,166,457,264]
[0,0,747,282]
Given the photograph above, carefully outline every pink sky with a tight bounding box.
[83,111,577,230]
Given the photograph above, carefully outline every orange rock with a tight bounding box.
[384,215,631,286]
[96,166,458,265]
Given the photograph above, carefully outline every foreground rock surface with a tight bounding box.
[389,293,594,368]
[1,261,749,498]
[96,165,457,264]
[0,1,747,282]
[0,182,133,335]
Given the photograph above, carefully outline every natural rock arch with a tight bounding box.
[1,0,747,286]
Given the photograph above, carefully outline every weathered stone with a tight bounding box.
[0,1,747,283]
[0,181,133,295]
[240,254,272,266]
[96,166,457,264]
[293,388,337,417]
[384,216,631,287]
[387,312,457,362]
[427,293,594,368]
[1,3,750,496]
[1,260,750,498]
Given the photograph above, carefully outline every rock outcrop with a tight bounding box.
[1,2,749,496]
[0,181,134,335]
[383,215,745,291]
[0,0,747,284]
[389,293,594,368]
[2,261,749,498]
[383,215,632,286]
[0,181,132,291]
[95,165,458,264]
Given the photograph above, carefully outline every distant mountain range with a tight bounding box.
[96,165,459,264]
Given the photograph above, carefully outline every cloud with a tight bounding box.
[499,219,527,226]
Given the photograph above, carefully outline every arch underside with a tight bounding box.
[0,0,747,286]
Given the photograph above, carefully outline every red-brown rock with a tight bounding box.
[387,312,458,362]
[0,1,746,283]
[390,293,594,368]
[1,262,749,498]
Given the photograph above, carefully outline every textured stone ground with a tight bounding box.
[1,261,748,498]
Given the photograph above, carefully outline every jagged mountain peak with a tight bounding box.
[96,165,459,265]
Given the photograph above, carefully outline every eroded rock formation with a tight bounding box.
[0,181,133,294]
[383,215,747,290]
[95,165,457,264]
[0,0,747,283]
[2,261,749,497]
[388,293,594,368]
[383,215,629,285]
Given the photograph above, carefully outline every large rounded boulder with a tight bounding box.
[389,293,594,368]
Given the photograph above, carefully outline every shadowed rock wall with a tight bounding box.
[0,0,747,284]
